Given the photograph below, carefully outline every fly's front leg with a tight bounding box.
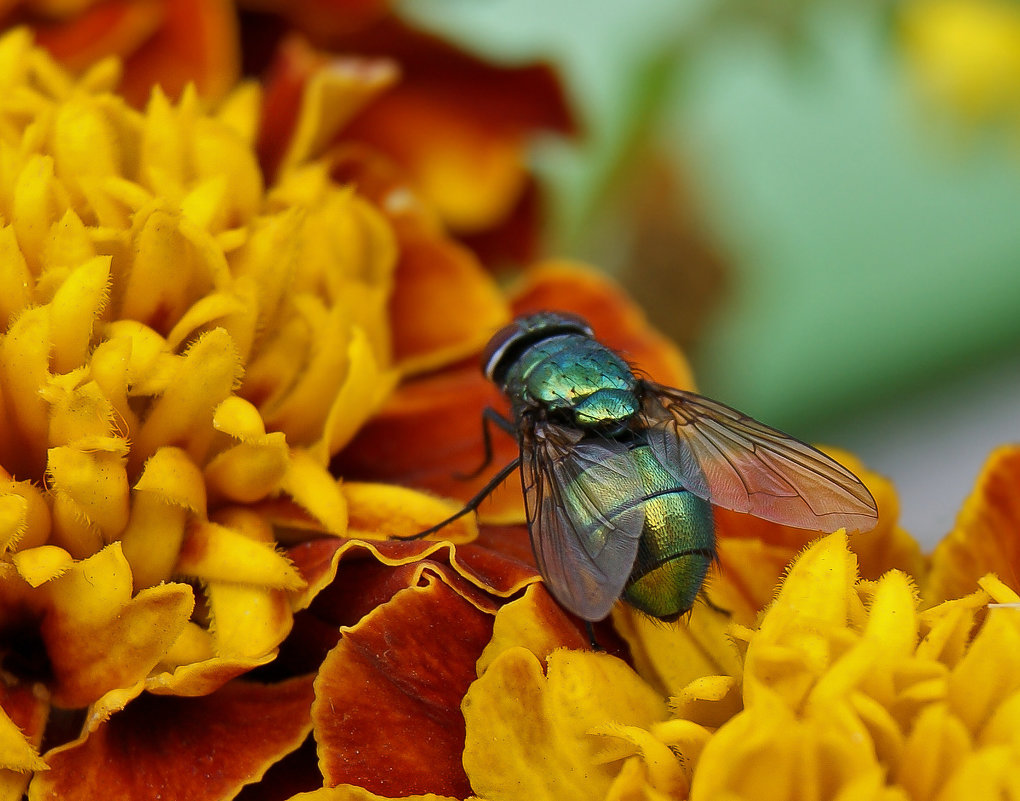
[456,407,516,480]
[393,458,521,541]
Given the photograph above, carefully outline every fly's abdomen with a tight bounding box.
[621,446,715,621]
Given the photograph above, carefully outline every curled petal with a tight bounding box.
[260,35,400,178]
[39,543,195,707]
[313,575,495,797]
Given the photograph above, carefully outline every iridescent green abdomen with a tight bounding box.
[620,445,714,620]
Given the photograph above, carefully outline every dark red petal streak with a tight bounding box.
[32,676,315,801]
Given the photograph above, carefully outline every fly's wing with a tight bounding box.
[641,382,879,533]
[520,421,645,621]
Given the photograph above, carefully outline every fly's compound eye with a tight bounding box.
[482,312,594,384]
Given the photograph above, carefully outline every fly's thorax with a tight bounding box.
[499,333,640,428]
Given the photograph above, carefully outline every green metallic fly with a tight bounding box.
[402,311,879,624]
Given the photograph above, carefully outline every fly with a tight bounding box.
[398,312,879,629]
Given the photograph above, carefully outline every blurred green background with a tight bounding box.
[403,0,1020,545]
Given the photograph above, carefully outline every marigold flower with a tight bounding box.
[0,27,407,795]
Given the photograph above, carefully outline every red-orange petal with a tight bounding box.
[119,0,239,105]
[334,362,524,521]
[927,444,1020,603]
[32,0,164,71]
[388,228,510,373]
[33,675,315,801]
[312,573,494,797]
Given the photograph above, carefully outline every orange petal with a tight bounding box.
[34,675,315,801]
[338,18,574,234]
[259,35,399,180]
[389,228,510,373]
[118,0,239,105]
[33,0,163,71]
[927,444,1020,603]
[312,574,494,797]
[335,361,524,522]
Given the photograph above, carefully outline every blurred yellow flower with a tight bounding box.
[0,25,396,788]
[901,0,1020,125]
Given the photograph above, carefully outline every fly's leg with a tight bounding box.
[455,407,516,480]
[701,593,732,617]
[585,621,604,652]
[393,457,521,541]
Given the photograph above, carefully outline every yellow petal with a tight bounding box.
[0,306,52,476]
[279,449,347,536]
[670,675,742,729]
[12,545,72,587]
[613,602,740,699]
[314,326,397,460]
[165,280,259,363]
[0,224,33,330]
[0,492,28,554]
[978,689,1020,747]
[894,703,971,801]
[46,444,130,543]
[122,446,208,587]
[131,327,243,469]
[691,692,888,801]
[42,542,195,707]
[863,570,919,656]
[51,95,122,209]
[590,723,688,798]
[0,708,46,773]
[935,745,1020,801]
[946,605,1020,734]
[177,520,304,591]
[206,580,291,659]
[343,481,476,542]
[43,378,118,448]
[462,647,666,801]
[279,54,398,172]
